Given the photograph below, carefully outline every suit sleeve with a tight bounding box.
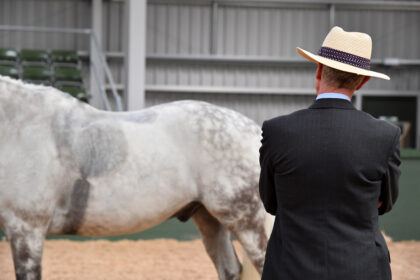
[378,128,401,215]
[259,121,277,215]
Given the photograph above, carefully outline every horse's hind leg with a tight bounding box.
[192,206,242,280]
[215,193,268,275]
[228,218,267,275]
[5,223,45,280]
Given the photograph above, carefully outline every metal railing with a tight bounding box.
[90,31,123,111]
[0,25,123,111]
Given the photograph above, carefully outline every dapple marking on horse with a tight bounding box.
[0,75,267,280]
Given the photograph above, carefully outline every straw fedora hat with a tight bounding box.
[297,26,390,80]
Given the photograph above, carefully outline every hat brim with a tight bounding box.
[296,47,390,80]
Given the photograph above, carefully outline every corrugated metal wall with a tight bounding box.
[145,91,315,122]
[146,0,420,126]
[336,9,420,59]
[0,0,419,127]
[147,3,212,54]
[0,0,126,53]
[146,62,316,88]
[216,6,329,57]
[0,0,91,50]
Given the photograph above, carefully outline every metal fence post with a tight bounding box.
[90,0,104,109]
[124,0,146,111]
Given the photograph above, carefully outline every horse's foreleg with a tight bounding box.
[192,206,242,280]
[5,223,45,280]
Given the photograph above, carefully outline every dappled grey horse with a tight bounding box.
[0,75,267,280]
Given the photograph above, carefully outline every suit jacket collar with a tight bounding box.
[309,98,357,110]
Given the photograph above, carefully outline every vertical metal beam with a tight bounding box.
[329,4,336,28]
[416,95,420,149]
[210,1,219,54]
[124,0,146,110]
[90,0,103,109]
[355,93,362,110]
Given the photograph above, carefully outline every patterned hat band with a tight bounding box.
[317,46,371,70]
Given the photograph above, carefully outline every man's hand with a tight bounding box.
[378,201,383,208]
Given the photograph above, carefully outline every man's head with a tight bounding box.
[297,26,390,95]
[321,64,367,90]
[315,63,371,98]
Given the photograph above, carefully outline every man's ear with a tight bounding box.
[356,76,371,90]
[316,63,323,80]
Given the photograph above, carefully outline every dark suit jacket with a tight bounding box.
[259,98,401,280]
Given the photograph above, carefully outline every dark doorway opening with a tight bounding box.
[362,96,417,148]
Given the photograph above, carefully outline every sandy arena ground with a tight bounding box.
[0,237,419,280]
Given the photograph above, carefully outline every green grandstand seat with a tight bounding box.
[0,48,18,62]
[57,85,88,102]
[22,65,52,82]
[0,65,19,79]
[0,61,16,67]
[54,67,82,82]
[51,50,78,64]
[20,49,49,64]
[24,80,52,86]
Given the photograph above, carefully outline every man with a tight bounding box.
[259,26,401,280]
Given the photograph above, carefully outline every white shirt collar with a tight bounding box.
[316,92,351,102]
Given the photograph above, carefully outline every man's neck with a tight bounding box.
[316,85,354,100]
[316,92,351,101]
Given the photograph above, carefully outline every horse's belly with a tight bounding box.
[49,195,191,237]
[53,161,198,236]
[78,196,193,236]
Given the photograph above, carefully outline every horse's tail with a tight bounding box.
[240,212,275,280]
[264,212,275,237]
